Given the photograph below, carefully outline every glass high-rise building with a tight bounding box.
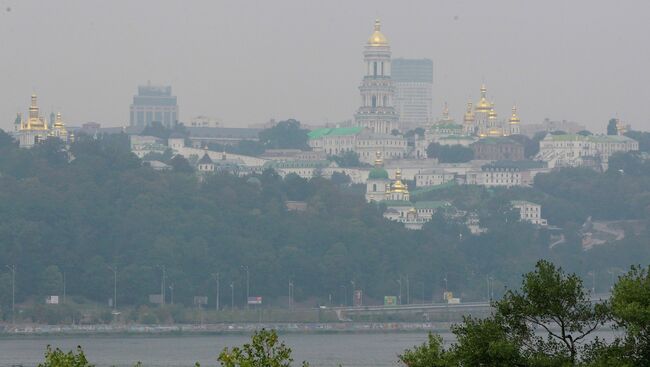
[392,58,433,130]
[129,83,178,128]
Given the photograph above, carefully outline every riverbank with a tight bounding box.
[0,322,452,337]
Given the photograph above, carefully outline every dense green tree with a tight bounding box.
[258,119,309,150]
[495,260,608,365]
[607,118,618,135]
[141,121,188,140]
[38,346,94,367]
[399,333,451,367]
[608,265,650,365]
[218,329,309,367]
[329,150,363,167]
[426,143,473,163]
[625,130,650,152]
[169,154,194,173]
[577,130,593,136]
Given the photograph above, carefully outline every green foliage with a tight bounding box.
[218,329,309,367]
[426,143,473,163]
[607,118,618,136]
[608,265,650,365]
[141,121,188,140]
[450,317,524,366]
[258,119,309,150]
[495,260,608,365]
[625,130,650,152]
[38,345,93,367]
[398,333,451,367]
[329,151,363,167]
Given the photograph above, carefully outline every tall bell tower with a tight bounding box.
[354,20,399,134]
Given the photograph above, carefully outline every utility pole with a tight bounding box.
[212,273,220,311]
[340,285,347,306]
[6,265,16,325]
[241,266,250,310]
[108,265,117,311]
[350,280,356,307]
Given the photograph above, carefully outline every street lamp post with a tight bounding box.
[241,266,250,310]
[340,285,347,306]
[289,280,294,310]
[350,280,356,307]
[230,281,235,309]
[406,275,410,305]
[158,265,166,306]
[212,273,220,311]
[169,284,174,305]
[397,279,402,305]
[6,265,16,324]
[108,265,117,311]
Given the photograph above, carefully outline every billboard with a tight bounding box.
[45,295,59,304]
[384,296,397,306]
[247,296,263,305]
[194,296,208,306]
[353,290,363,307]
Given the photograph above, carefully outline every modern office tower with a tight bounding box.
[392,58,433,130]
[129,83,178,128]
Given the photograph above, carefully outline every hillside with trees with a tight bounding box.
[0,130,649,323]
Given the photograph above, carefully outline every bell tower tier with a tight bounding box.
[354,20,399,134]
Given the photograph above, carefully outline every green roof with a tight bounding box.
[368,167,389,179]
[308,127,363,139]
[439,135,475,140]
[264,160,331,169]
[414,201,450,209]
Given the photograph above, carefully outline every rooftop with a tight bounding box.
[307,127,363,139]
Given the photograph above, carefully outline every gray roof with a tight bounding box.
[187,127,261,139]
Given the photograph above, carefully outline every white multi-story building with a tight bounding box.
[354,20,399,134]
[392,58,433,130]
[511,201,547,226]
[415,170,455,187]
[308,127,408,164]
[536,134,638,171]
[466,161,549,187]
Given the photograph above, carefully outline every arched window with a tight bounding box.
[372,95,377,107]
[373,62,378,77]
[373,183,377,192]
[383,95,388,106]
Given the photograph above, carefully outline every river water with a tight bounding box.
[0,333,437,367]
[0,329,622,367]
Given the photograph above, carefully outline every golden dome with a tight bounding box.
[464,102,475,123]
[509,105,520,124]
[367,19,389,46]
[488,105,497,120]
[54,112,65,129]
[391,169,409,193]
[475,84,491,112]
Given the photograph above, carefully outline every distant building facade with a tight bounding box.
[130,83,178,128]
[392,58,433,130]
[471,137,525,161]
[511,201,547,226]
[307,127,408,164]
[536,134,638,171]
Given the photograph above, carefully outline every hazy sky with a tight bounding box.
[1,0,649,132]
